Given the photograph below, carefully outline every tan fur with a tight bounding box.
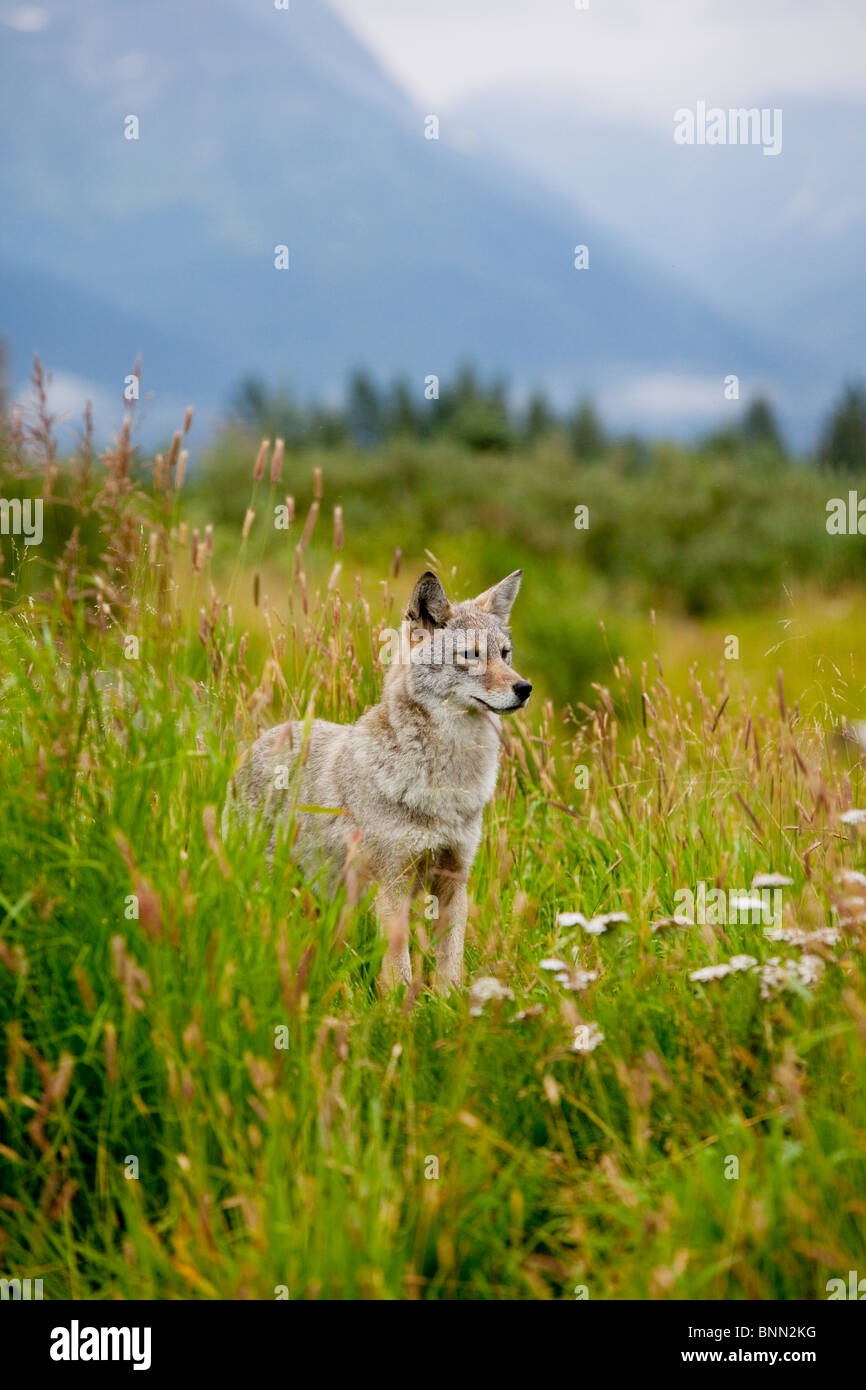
[223,570,531,990]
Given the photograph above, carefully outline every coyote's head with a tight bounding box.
[394,569,532,714]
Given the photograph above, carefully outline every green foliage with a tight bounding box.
[570,398,606,461]
[524,391,555,443]
[2,404,866,1301]
[192,432,866,658]
[819,382,866,473]
[742,396,786,458]
[231,377,308,449]
[346,369,386,450]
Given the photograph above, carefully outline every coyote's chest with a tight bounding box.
[350,707,500,850]
[394,748,498,827]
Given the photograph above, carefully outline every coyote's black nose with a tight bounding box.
[512,681,532,701]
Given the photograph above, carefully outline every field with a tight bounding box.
[2,399,866,1300]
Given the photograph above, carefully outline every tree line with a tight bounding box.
[229,368,866,469]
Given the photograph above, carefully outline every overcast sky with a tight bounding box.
[331,0,866,120]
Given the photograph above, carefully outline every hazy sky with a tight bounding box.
[331,0,866,118]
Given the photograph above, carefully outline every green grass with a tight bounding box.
[189,429,866,705]
[2,418,866,1300]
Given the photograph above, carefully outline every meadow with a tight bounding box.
[1,391,866,1300]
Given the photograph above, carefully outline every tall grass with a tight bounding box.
[193,427,866,711]
[1,395,866,1299]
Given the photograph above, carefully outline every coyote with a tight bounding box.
[224,569,531,990]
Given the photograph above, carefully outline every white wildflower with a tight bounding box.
[469,976,514,1016]
[765,925,840,948]
[758,957,795,997]
[540,957,569,972]
[556,968,599,991]
[837,896,866,926]
[751,872,794,888]
[840,809,866,825]
[556,912,589,929]
[584,911,629,936]
[728,894,767,913]
[758,954,825,998]
[729,954,758,972]
[797,954,825,987]
[690,964,733,983]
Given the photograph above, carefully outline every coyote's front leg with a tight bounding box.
[375,883,413,991]
[432,876,468,993]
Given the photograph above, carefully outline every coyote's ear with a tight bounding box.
[406,571,451,629]
[473,570,523,622]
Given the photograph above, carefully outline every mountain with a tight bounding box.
[0,0,817,442]
[449,85,866,436]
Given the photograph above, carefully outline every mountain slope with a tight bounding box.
[450,85,866,395]
[0,0,812,438]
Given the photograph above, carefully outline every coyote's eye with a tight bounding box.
[501,647,512,661]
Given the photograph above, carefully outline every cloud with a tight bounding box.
[330,0,866,119]
[597,372,741,423]
[12,369,216,448]
[2,6,48,33]
[13,370,115,429]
